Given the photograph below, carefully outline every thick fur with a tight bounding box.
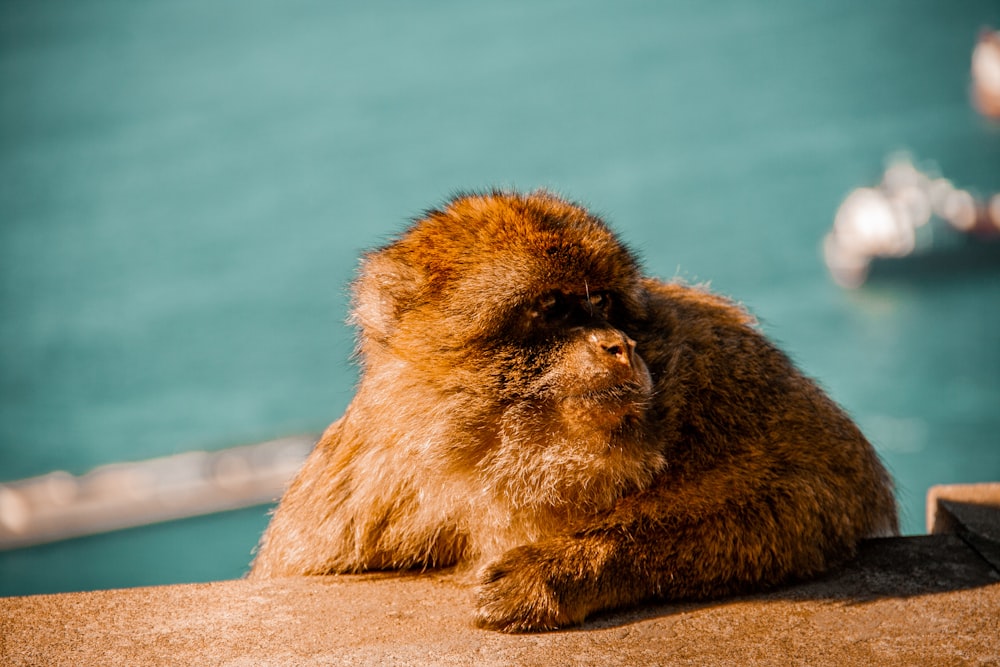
[249,190,897,632]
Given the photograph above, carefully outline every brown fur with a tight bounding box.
[249,190,898,632]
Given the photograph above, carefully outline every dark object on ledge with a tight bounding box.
[928,482,1000,572]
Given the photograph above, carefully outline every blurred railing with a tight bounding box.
[0,435,315,550]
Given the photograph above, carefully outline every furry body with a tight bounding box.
[250,191,897,631]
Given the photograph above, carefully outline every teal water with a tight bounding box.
[2,1,998,596]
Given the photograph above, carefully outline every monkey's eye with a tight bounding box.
[536,292,572,323]
[528,290,614,329]
[587,291,609,311]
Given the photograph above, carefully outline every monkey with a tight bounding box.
[248,190,898,633]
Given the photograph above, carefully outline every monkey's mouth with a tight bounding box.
[547,384,650,435]
[571,382,646,401]
[571,362,653,404]
[561,381,651,415]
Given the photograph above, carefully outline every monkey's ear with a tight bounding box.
[350,250,424,345]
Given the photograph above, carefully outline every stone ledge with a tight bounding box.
[2,488,999,666]
[2,535,998,666]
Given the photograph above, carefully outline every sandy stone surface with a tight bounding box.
[2,534,998,666]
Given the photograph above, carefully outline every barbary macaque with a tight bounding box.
[249,190,897,632]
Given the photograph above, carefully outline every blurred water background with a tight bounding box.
[2,0,998,596]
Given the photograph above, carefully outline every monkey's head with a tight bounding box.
[351,191,661,512]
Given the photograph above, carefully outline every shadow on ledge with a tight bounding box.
[574,533,999,634]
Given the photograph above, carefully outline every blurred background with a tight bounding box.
[1,0,998,596]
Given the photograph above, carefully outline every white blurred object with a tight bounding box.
[833,188,915,258]
[972,28,1000,119]
[824,155,999,288]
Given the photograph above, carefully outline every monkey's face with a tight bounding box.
[351,191,663,512]
[354,191,653,423]
[501,286,653,427]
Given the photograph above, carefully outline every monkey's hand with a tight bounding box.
[474,537,615,633]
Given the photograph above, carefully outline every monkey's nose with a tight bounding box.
[590,329,636,366]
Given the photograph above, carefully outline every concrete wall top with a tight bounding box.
[2,484,999,666]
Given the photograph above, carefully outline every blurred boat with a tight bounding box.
[823,156,1000,288]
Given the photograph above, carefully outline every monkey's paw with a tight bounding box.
[474,543,593,633]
